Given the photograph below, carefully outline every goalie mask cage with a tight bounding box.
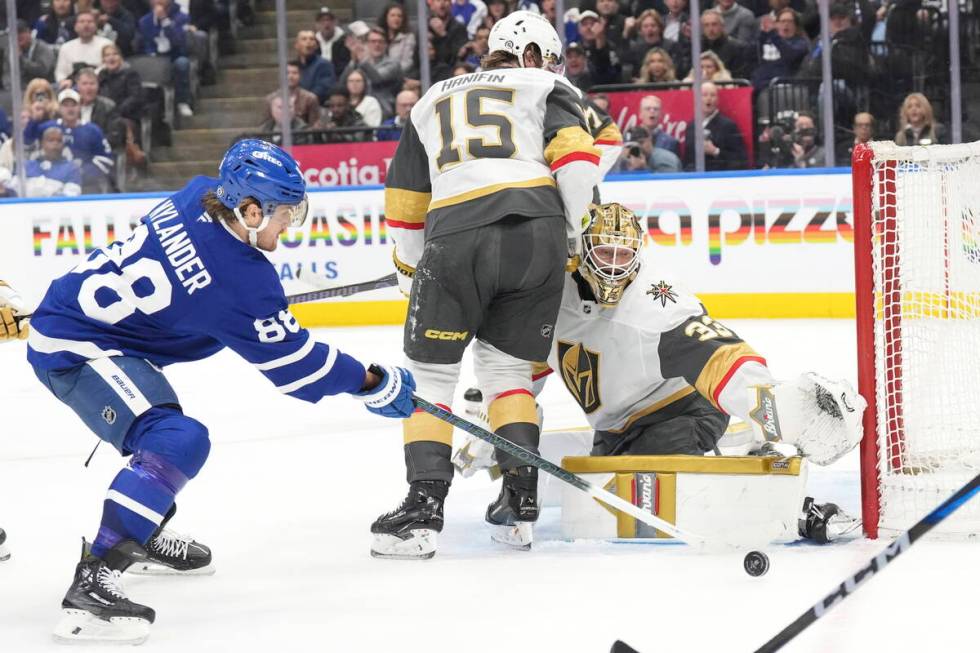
[853,141,980,539]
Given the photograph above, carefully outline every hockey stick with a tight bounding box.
[10,274,398,322]
[754,471,980,653]
[413,395,777,552]
[285,273,397,305]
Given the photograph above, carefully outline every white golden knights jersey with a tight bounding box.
[538,262,772,434]
[385,68,601,271]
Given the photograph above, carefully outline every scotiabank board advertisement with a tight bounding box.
[0,169,853,325]
[293,142,397,187]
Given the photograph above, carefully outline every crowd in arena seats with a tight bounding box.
[0,0,228,197]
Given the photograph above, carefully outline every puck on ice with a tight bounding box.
[744,550,770,577]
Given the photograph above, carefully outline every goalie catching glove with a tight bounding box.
[747,372,865,466]
[0,281,29,342]
[354,364,417,418]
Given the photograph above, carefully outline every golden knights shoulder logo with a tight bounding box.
[647,281,677,307]
[557,340,602,414]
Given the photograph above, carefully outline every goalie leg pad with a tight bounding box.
[53,610,151,645]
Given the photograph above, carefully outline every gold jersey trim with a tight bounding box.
[403,411,454,446]
[428,176,556,211]
[384,187,430,225]
[695,342,761,411]
[488,391,538,430]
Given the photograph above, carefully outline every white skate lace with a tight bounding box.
[96,566,127,599]
[150,529,191,560]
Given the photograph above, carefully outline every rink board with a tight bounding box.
[0,169,855,323]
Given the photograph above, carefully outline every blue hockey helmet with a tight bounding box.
[216,139,310,246]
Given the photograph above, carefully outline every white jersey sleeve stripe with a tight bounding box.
[106,490,165,525]
[27,324,123,359]
[276,344,339,395]
[253,336,316,371]
[86,357,154,416]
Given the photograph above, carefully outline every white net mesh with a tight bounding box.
[869,142,980,537]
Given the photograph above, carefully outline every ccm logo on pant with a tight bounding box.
[424,329,468,341]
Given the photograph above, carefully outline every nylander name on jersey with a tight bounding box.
[27,176,365,402]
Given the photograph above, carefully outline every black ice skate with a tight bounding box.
[798,496,861,543]
[370,480,448,560]
[129,504,214,576]
[53,539,155,645]
[486,466,539,550]
[0,527,9,561]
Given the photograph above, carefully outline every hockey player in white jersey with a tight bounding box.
[457,203,866,546]
[372,11,600,559]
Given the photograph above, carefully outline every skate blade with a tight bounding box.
[127,560,216,576]
[489,522,533,550]
[370,530,437,560]
[0,544,9,562]
[53,609,151,645]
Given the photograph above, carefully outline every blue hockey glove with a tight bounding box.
[355,364,416,418]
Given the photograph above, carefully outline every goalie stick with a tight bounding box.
[754,471,980,653]
[10,274,398,325]
[413,395,778,552]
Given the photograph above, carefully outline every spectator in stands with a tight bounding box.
[894,92,946,146]
[322,87,370,143]
[263,61,323,129]
[622,10,679,81]
[341,27,403,119]
[376,89,419,141]
[797,4,871,91]
[716,0,758,43]
[452,63,477,77]
[9,127,83,197]
[595,0,627,50]
[636,47,677,83]
[76,68,125,150]
[99,43,146,165]
[379,3,418,78]
[836,111,874,165]
[591,93,610,113]
[751,8,808,92]
[25,88,115,193]
[345,69,384,127]
[482,0,510,30]
[18,20,57,85]
[35,0,77,46]
[56,10,115,88]
[683,51,733,82]
[315,7,351,77]
[453,0,488,38]
[619,127,683,172]
[259,95,315,146]
[790,111,825,167]
[97,0,138,57]
[663,0,689,43]
[429,0,470,72]
[458,25,491,70]
[564,42,595,91]
[295,29,337,105]
[701,9,753,79]
[637,94,680,156]
[577,11,623,85]
[683,80,747,170]
[138,0,196,118]
[23,79,60,124]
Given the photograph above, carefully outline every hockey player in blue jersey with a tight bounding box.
[25,139,416,645]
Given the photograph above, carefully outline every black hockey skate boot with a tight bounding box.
[54,539,156,645]
[131,505,214,576]
[798,496,861,543]
[486,466,539,549]
[370,480,448,560]
[0,527,9,561]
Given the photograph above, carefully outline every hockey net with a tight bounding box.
[853,141,980,539]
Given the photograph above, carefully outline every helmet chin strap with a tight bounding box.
[233,206,270,248]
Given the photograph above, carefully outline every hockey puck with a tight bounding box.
[743,550,770,577]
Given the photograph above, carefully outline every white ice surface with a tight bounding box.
[1,320,977,652]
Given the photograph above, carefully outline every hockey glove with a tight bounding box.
[0,281,29,343]
[355,364,416,418]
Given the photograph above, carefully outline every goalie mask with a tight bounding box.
[579,203,643,306]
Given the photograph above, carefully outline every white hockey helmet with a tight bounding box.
[578,203,644,306]
[488,10,564,72]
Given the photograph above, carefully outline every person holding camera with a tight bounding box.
[790,112,824,168]
[619,126,683,173]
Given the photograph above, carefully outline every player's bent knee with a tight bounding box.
[130,408,211,483]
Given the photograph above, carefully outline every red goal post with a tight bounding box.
[853,141,980,540]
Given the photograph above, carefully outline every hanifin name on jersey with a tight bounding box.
[439,71,508,92]
[146,200,213,294]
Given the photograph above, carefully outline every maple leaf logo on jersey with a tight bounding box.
[647,281,677,307]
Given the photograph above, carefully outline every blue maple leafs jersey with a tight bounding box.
[27,176,367,402]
